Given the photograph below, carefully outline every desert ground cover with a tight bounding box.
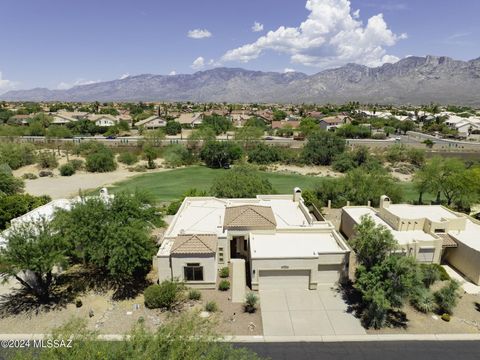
[365,283,480,334]
[12,154,169,199]
[0,276,262,337]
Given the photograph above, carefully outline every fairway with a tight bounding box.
[108,166,322,202]
[108,165,425,205]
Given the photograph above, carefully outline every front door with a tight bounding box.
[230,238,238,259]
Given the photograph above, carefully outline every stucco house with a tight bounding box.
[319,115,350,131]
[341,195,480,285]
[135,115,167,129]
[88,114,119,127]
[156,189,351,290]
[176,113,203,127]
[51,113,78,125]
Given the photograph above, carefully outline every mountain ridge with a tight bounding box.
[2,56,480,105]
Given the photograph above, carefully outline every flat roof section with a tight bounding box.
[343,207,437,245]
[386,204,458,222]
[250,231,346,259]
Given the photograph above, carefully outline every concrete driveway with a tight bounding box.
[260,285,366,336]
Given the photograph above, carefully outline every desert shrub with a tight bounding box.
[188,289,201,301]
[86,146,117,172]
[441,313,451,322]
[244,292,259,313]
[75,299,83,308]
[434,280,460,315]
[118,151,138,165]
[144,281,185,310]
[218,280,230,291]
[21,173,38,180]
[372,133,387,140]
[420,264,441,288]
[39,170,53,177]
[163,144,195,167]
[59,163,75,176]
[37,151,58,169]
[219,267,229,278]
[70,159,84,170]
[410,288,435,313]
[0,143,36,169]
[205,301,218,312]
[129,164,148,172]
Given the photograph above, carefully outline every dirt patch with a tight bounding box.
[266,164,343,178]
[12,154,171,199]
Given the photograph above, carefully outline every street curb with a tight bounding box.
[2,333,480,343]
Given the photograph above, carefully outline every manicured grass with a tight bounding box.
[109,165,427,205]
[109,166,322,203]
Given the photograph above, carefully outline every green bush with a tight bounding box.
[70,159,84,170]
[441,313,451,322]
[244,292,258,313]
[0,143,36,169]
[410,288,435,313]
[86,147,117,172]
[218,279,230,291]
[144,281,185,310]
[205,301,218,312]
[434,280,460,315]
[420,264,441,288]
[37,151,58,169]
[188,289,202,301]
[75,299,83,308]
[118,151,138,165]
[219,267,229,278]
[59,163,75,176]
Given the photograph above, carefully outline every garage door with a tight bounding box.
[259,270,310,290]
[317,264,342,284]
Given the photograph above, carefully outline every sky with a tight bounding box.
[1,0,479,93]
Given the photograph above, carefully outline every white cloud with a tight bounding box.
[0,72,16,92]
[119,73,130,79]
[191,57,205,70]
[252,22,264,32]
[169,70,177,76]
[57,78,100,90]
[284,68,296,73]
[221,0,406,69]
[187,29,212,39]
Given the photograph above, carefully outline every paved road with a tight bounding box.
[235,341,480,360]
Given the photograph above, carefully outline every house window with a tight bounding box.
[218,247,224,263]
[243,239,248,251]
[434,229,445,233]
[184,263,204,281]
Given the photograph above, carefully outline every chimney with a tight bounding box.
[379,195,391,209]
[293,187,302,202]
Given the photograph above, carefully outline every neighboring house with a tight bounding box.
[156,188,351,290]
[55,111,88,120]
[176,113,203,127]
[341,195,480,285]
[0,189,112,248]
[51,114,77,125]
[135,115,167,129]
[319,116,350,131]
[89,114,119,127]
[271,120,300,130]
[255,110,274,123]
[444,117,480,137]
[229,111,253,127]
[8,114,31,125]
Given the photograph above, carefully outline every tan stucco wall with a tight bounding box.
[445,241,480,285]
[170,254,217,289]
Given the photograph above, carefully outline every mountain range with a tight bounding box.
[2,56,480,105]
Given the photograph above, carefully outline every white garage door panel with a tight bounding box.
[259,270,310,289]
[317,264,342,284]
